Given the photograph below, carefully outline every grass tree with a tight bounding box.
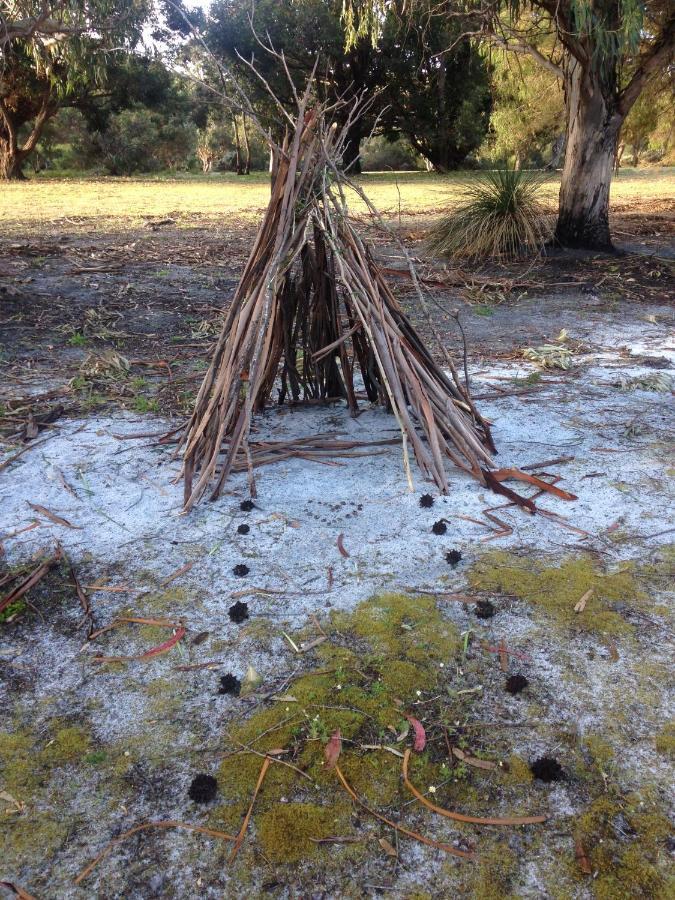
[347,0,675,251]
[426,168,551,260]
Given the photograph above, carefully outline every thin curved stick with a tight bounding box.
[334,764,474,859]
[74,820,237,884]
[229,755,271,861]
[402,750,547,826]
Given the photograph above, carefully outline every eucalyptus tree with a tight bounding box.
[0,0,150,179]
[347,0,675,249]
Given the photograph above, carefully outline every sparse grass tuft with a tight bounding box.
[426,169,552,261]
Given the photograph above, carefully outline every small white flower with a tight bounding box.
[336,684,342,690]
[439,662,444,668]
[416,690,422,696]
[428,786,437,794]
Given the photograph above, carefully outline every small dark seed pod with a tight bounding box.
[505,674,528,695]
[474,599,495,619]
[445,549,462,567]
[228,601,249,624]
[188,774,218,804]
[530,757,565,782]
[219,673,241,696]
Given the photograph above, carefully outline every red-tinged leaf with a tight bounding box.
[324,728,342,769]
[336,533,349,558]
[92,626,186,664]
[406,715,426,752]
[575,838,592,875]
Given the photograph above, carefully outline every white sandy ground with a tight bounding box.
[0,320,673,897]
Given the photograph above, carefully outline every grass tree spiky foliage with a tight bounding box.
[426,168,551,261]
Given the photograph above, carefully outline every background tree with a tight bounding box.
[620,69,674,165]
[204,0,378,173]
[487,45,564,168]
[0,0,149,179]
[379,4,491,171]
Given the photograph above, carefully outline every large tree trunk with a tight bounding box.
[555,60,623,250]
[242,114,250,175]
[0,89,54,181]
[342,122,362,174]
[0,145,28,180]
[232,115,242,175]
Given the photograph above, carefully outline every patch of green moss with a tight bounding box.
[140,586,190,613]
[0,723,91,800]
[0,730,38,795]
[0,597,27,622]
[257,802,351,863]
[332,592,461,664]
[468,551,642,634]
[654,721,675,758]
[467,841,519,900]
[217,593,465,842]
[44,725,91,763]
[1,812,70,863]
[575,794,672,898]
[501,754,533,786]
[84,750,108,765]
[583,734,615,775]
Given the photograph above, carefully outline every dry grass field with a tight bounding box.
[0,167,673,231]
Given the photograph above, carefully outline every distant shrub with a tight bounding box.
[360,136,424,172]
[426,168,552,261]
[86,108,197,175]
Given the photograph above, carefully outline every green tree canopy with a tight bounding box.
[0,0,151,178]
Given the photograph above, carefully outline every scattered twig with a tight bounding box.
[402,750,546,826]
[74,820,236,885]
[334,764,474,859]
[0,882,36,900]
[0,546,63,617]
[229,755,271,861]
[27,502,81,530]
[336,533,350,558]
[89,617,186,663]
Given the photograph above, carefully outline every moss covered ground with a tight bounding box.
[2,561,672,897]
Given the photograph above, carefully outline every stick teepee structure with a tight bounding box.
[178,79,497,512]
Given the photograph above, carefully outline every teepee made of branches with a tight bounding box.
[178,83,497,512]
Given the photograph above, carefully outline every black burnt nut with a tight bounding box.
[445,549,462,567]
[239,500,254,512]
[219,673,241,696]
[530,757,565,782]
[228,601,249,624]
[419,493,434,508]
[237,524,250,535]
[474,599,495,619]
[188,774,218,804]
[232,564,249,577]
[505,674,529,695]
[431,520,447,535]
